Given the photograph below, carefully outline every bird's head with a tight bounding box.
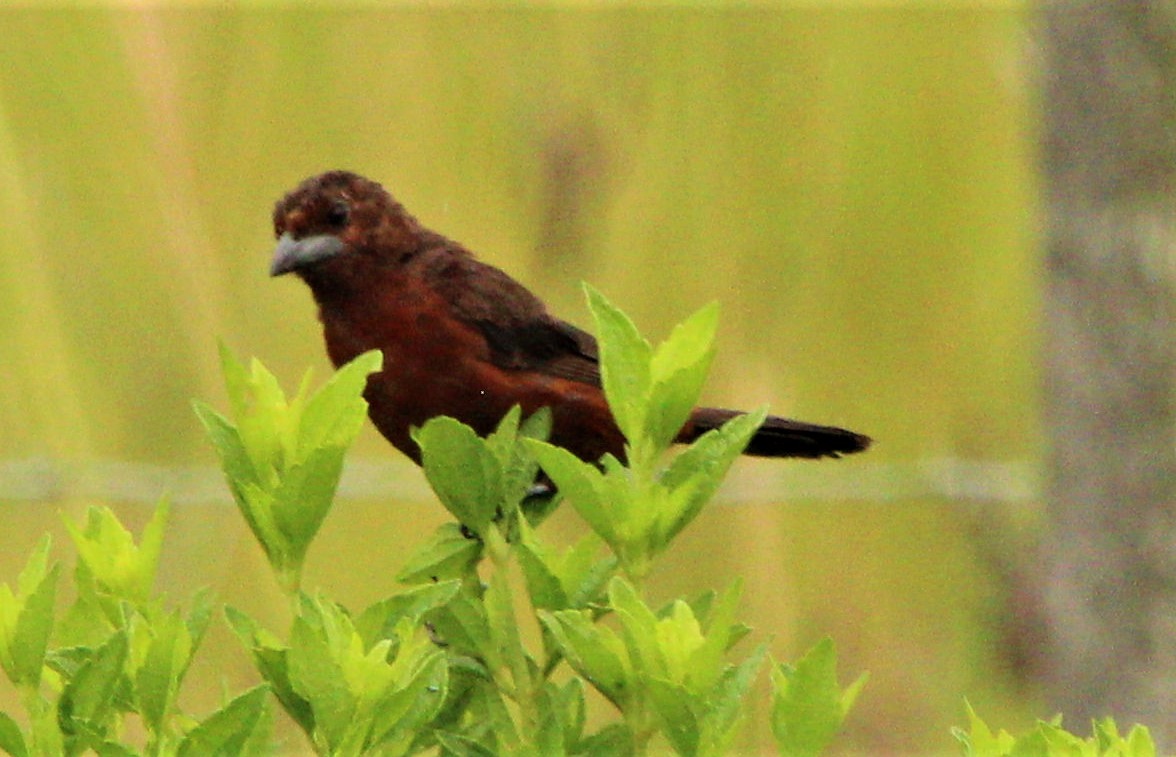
[270,171,420,290]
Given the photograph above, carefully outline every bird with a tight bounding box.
[270,170,870,466]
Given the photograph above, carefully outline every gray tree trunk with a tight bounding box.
[1039,1,1176,738]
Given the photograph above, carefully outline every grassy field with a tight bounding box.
[0,7,1036,753]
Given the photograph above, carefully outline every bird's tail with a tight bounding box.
[685,407,871,459]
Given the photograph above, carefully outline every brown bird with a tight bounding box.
[270,171,870,465]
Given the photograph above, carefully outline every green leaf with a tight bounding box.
[519,405,553,443]
[16,534,52,597]
[483,567,528,695]
[1011,726,1053,757]
[548,677,586,750]
[1122,724,1157,757]
[368,650,448,751]
[65,504,168,606]
[217,343,288,488]
[192,402,272,545]
[685,579,743,692]
[287,604,356,750]
[488,406,549,514]
[59,631,128,737]
[647,677,699,755]
[771,638,867,757]
[584,283,651,445]
[354,580,461,650]
[78,737,138,757]
[559,538,618,610]
[436,731,499,757]
[608,577,664,681]
[659,408,766,544]
[952,711,1159,757]
[0,536,59,687]
[133,607,198,734]
[415,416,502,535]
[527,441,615,548]
[427,590,494,664]
[646,301,719,450]
[0,712,27,757]
[531,679,576,757]
[395,523,482,585]
[539,609,630,709]
[177,684,271,757]
[198,349,381,594]
[185,588,215,665]
[297,349,382,456]
[515,521,570,612]
[518,527,615,614]
[269,444,347,565]
[224,606,314,737]
[137,500,170,599]
[1119,719,1157,757]
[576,723,635,756]
[952,700,1013,755]
[458,682,521,752]
[703,642,768,755]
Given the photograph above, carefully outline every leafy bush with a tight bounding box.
[0,286,1156,755]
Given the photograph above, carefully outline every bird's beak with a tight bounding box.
[270,232,347,277]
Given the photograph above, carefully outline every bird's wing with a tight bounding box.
[428,251,602,388]
[476,316,602,387]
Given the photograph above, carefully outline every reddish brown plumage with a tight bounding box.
[271,170,869,464]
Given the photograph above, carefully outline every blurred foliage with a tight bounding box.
[0,7,1035,754]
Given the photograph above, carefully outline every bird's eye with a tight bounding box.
[326,201,350,228]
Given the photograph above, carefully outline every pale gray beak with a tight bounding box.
[270,232,346,276]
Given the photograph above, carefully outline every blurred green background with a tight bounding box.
[0,6,1036,754]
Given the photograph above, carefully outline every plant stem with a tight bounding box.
[485,527,542,752]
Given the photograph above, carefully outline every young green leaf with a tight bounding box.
[198,347,382,593]
[131,597,212,737]
[490,406,552,515]
[951,701,1015,756]
[297,349,383,455]
[483,566,528,696]
[515,534,569,612]
[671,579,743,695]
[584,283,651,445]
[526,442,615,548]
[224,606,315,736]
[608,577,665,681]
[646,676,699,754]
[58,631,129,739]
[427,589,495,666]
[269,446,347,562]
[0,712,27,757]
[547,677,587,751]
[576,722,636,756]
[953,706,1158,757]
[702,642,768,756]
[286,601,359,750]
[539,609,631,709]
[659,409,765,544]
[771,638,867,757]
[414,416,503,535]
[64,502,170,607]
[435,731,500,757]
[395,524,482,585]
[368,649,448,752]
[0,535,59,687]
[646,301,719,451]
[176,684,271,757]
[516,522,614,616]
[354,580,461,650]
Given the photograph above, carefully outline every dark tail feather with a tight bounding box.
[686,407,871,459]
